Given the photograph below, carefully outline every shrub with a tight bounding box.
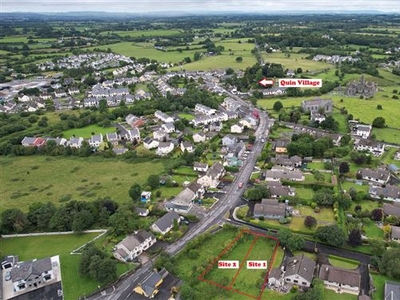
[314,207,320,213]
[310,202,317,209]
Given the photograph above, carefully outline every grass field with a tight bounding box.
[341,181,369,193]
[371,272,400,300]
[62,124,116,139]
[349,200,381,215]
[100,29,182,37]
[263,52,332,72]
[328,255,359,269]
[323,289,357,300]
[363,222,383,239]
[0,233,133,300]
[178,113,195,120]
[0,156,169,213]
[373,127,400,144]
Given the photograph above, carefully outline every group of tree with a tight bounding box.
[287,133,334,158]
[278,228,305,252]
[315,224,346,247]
[244,185,270,201]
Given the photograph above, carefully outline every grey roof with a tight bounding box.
[90,134,103,143]
[22,136,36,145]
[254,203,286,217]
[187,182,203,193]
[318,264,360,288]
[154,211,180,232]
[274,139,290,148]
[284,254,316,283]
[194,162,208,169]
[172,188,195,207]
[269,268,282,280]
[264,169,304,181]
[269,185,293,197]
[392,226,400,239]
[11,257,52,283]
[138,270,163,297]
[385,281,400,300]
[384,203,400,217]
[207,162,224,179]
[360,168,390,182]
[119,230,154,252]
[163,122,175,130]
[370,185,400,200]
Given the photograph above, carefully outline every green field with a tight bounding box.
[263,52,332,72]
[371,272,400,300]
[373,127,400,144]
[62,124,116,139]
[323,289,357,300]
[178,113,195,120]
[101,29,182,37]
[328,255,359,269]
[0,156,169,213]
[0,233,133,300]
[349,200,381,215]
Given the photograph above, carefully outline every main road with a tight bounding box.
[87,94,270,300]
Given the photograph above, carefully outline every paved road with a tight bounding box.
[87,96,271,300]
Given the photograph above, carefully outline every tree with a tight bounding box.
[273,101,283,112]
[245,185,270,201]
[278,228,305,251]
[372,117,386,128]
[377,104,383,110]
[304,216,317,229]
[27,202,56,231]
[339,162,350,174]
[193,52,201,61]
[315,225,346,247]
[72,210,95,233]
[236,56,243,63]
[371,208,383,221]
[129,183,142,202]
[320,116,339,132]
[88,255,117,283]
[147,175,160,190]
[1,208,28,234]
[296,67,303,74]
[380,248,400,279]
[383,224,391,239]
[312,188,335,206]
[348,228,362,247]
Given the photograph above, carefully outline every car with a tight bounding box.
[5,271,11,281]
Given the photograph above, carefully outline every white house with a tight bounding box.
[150,211,180,235]
[89,133,103,148]
[162,122,175,133]
[181,141,194,153]
[354,139,385,156]
[143,137,159,149]
[193,132,206,143]
[231,123,244,133]
[369,185,400,202]
[156,142,174,156]
[358,168,390,186]
[165,182,205,213]
[154,110,174,123]
[197,162,225,188]
[113,230,156,262]
[193,162,209,172]
[128,128,140,141]
[69,137,84,148]
[153,130,168,141]
[318,264,361,295]
[195,103,216,115]
[352,124,372,139]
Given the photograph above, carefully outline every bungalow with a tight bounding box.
[383,203,400,218]
[89,133,103,148]
[154,110,174,123]
[253,199,289,219]
[181,141,194,153]
[222,134,237,146]
[135,207,150,217]
[113,230,156,262]
[358,168,390,185]
[106,132,120,145]
[69,137,84,148]
[318,264,361,295]
[231,123,244,134]
[193,132,206,143]
[151,211,180,235]
[126,114,145,128]
[267,181,296,198]
[271,155,302,169]
[193,162,209,172]
[195,103,216,115]
[162,122,175,133]
[197,162,225,188]
[133,268,167,298]
[21,136,38,147]
[264,168,305,182]
[128,128,140,142]
[391,226,400,243]
[369,185,400,202]
[354,139,385,156]
[165,182,205,213]
[156,142,174,156]
[153,130,168,141]
[143,137,159,149]
[262,87,286,97]
[273,139,290,154]
[46,137,67,147]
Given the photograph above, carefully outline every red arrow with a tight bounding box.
[258,78,274,87]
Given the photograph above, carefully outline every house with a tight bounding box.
[165,182,205,213]
[126,114,145,128]
[195,103,216,115]
[354,139,385,156]
[301,98,333,114]
[135,207,150,217]
[143,137,159,149]
[113,230,156,262]
[226,142,246,159]
[181,141,194,153]
[369,185,400,202]
[154,110,174,123]
[21,136,38,147]
[141,191,152,203]
[264,168,305,182]
[7,255,63,299]
[156,142,174,156]
[388,164,400,175]
[311,112,326,123]
[151,211,180,235]
[133,268,167,298]
[193,162,209,172]
[153,130,168,141]
[222,97,241,111]
[262,87,287,97]
[273,139,290,154]
[384,281,400,300]
[128,128,140,141]
[46,137,67,147]
[253,199,289,219]
[162,122,175,133]
[280,254,316,288]
[383,202,400,218]
[222,134,237,146]
[231,123,244,133]
[391,226,400,242]
[106,132,120,145]
[197,162,225,188]
[193,132,206,143]
[271,155,302,169]
[89,133,103,148]
[267,181,296,198]
[239,116,258,129]
[286,69,296,77]
[69,137,84,148]
[358,168,390,185]
[318,264,361,295]
[351,124,372,139]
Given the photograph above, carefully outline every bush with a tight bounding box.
[314,207,320,213]
[310,202,317,209]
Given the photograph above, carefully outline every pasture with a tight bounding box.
[100,29,182,37]
[62,124,116,139]
[263,52,332,72]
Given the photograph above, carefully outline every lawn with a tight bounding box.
[200,198,218,209]
[296,205,335,224]
[62,124,116,139]
[0,233,133,300]
[306,161,327,170]
[0,156,169,213]
[363,222,383,239]
[341,181,369,193]
[323,289,357,300]
[328,255,359,269]
[178,113,195,121]
[373,127,400,144]
[349,200,381,215]
[382,147,400,166]
[262,52,332,72]
[371,272,400,300]
[100,29,182,37]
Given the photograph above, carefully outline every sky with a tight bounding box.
[1,0,400,13]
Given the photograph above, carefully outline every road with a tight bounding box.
[87,95,271,300]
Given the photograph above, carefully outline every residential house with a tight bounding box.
[156,142,174,156]
[165,182,205,213]
[311,112,326,123]
[197,162,225,188]
[133,268,167,298]
[384,281,400,300]
[54,90,67,98]
[391,226,400,243]
[273,139,290,154]
[126,114,145,128]
[195,103,216,115]
[89,133,103,148]
[135,207,150,217]
[262,87,287,97]
[113,230,156,262]
[106,132,120,145]
[21,136,38,147]
[69,137,84,148]
[239,116,258,129]
[354,139,385,156]
[193,162,209,172]
[204,121,222,132]
[383,202,400,218]
[388,164,400,175]
[141,191,152,203]
[222,134,237,146]
[153,130,168,141]
[231,123,244,133]
[351,124,372,139]
[286,69,296,77]
[128,128,140,142]
[271,155,302,169]
[162,122,175,133]
[318,264,361,295]
[222,97,241,111]
[226,142,246,159]
[369,185,400,202]
[301,98,333,114]
[151,211,180,235]
[154,110,174,123]
[193,132,206,143]
[68,87,79,95]
[181,141,194,153]
[143,137,159,149]
[253,199,289,219]
[267,181,296,198]
[264,168,305,182]
[269,254,315,288]
[358,168,390,185]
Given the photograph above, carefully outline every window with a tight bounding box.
[294,280,298,283]
[302,282,307,285]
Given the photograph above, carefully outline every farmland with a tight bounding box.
[62,124,116,139]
